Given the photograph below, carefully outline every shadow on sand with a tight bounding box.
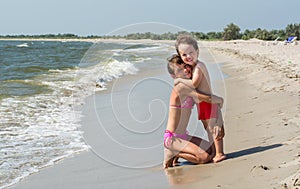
[226,143,283,159]
[176,143,283,166]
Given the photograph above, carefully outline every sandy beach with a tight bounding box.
[8,39,299,189]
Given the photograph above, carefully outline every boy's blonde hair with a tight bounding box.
[175,34,199,54]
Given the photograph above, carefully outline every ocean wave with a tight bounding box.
[16,43,29,48]
[95,59,138,89]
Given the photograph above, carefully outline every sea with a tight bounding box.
[0,40,172,188]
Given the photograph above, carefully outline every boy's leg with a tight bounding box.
[202,118,226,162]
[213,139,226,163]
[211,107,226,163]
[201,119,216,156]
[215,107,225,140]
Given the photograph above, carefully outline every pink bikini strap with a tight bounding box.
[164,130,174,147]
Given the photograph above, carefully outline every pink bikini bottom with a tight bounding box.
[164,130,188,148]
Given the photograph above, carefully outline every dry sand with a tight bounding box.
[202,40,299,188]
[8,39,300,189]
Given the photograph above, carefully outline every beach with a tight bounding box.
[7,39,300,189]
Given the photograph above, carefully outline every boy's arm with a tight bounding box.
[191,66,203,88]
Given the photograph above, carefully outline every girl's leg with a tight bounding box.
[188,135,214,155]
[166,135,214,168]
[168,137,212,164]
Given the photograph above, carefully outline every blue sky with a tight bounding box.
[1,0,299,36]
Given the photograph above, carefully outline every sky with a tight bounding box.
[1,0,300,36]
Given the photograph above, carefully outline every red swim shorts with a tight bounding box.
[197,101,218,120]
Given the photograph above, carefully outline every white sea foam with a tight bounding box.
[16,43,29,47]
[0,93,90,188]
[0,69,91,188]
[123,44,170,53]
[94,59,138,89]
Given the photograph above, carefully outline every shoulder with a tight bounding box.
[196,60,206,68]
[195,61,208,72]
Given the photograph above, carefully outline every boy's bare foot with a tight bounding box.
[212,154,226,163]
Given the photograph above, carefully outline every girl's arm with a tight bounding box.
[174,83,224,106]
[174,78,194,88]
[190,90,223,106]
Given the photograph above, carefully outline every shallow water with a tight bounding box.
[0,40,171,188]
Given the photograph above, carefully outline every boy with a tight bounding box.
[174,34,226,163]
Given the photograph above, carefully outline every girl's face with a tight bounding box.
[177,44,199,66]
[174,64,192,79]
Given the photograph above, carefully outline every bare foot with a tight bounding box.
[212,154,226,163]
[163,148,175,169]
[164,157,175,169]
[172,157,180,167]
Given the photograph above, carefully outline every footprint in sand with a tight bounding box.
[250,165,270,173]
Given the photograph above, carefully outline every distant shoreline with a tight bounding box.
[0,37,271,43]
[0,38,176,45]
[0,37,123,43]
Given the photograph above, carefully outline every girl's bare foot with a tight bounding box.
[164,157,175,168]
[172,157,180,166]
[164,148,175,168]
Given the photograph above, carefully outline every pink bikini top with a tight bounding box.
[170,96,194,109]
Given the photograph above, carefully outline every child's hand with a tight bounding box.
[213,125,224,140]
[212,95,223,108]
[215,96,224,108]
[174,78,181,86]
[218,98,224,109]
